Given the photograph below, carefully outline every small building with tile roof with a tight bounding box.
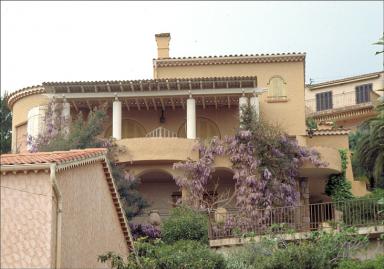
[0,148,133,268]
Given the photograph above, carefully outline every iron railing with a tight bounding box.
[208,199,384,239]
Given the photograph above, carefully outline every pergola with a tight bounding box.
[23,77,264,141]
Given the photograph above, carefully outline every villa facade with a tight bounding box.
[6,33,369,227]
[305,71,384,130]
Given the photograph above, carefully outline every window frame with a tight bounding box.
[315,91,333,111]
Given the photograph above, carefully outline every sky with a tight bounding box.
[1,1,383,94]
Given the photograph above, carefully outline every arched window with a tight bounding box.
[177,117,221,139]
[268,76,287,100]
[105,119,146,138]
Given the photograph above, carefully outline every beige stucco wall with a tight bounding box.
[116,137,199,163]
[56,162,129,268]
[154,61,307,136]
[306,135,368,197]
[0,171,53,268]
[11,93,49,152]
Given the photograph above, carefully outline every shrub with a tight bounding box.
[161,206,208,244]
[156,240,226,269]
[99,239,226,269]
[337,255,384,269]
[226,228,368,269]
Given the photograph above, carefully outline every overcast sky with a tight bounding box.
[1,1,383,94]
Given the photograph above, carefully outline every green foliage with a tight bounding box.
[99,239,226,269]
[37,106,108,152]
[0,94,12,153]
[353,100,384,188]
[161,206,208,244]
[111,165,149,220]
[155,240,226,269]
[226,227,368,269]
[325,149,354,202]
[306,117,318,130]
[337,255,384,269]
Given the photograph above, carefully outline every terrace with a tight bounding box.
[208,198,384,247]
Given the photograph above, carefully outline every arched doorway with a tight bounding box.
[177,117,221,140]
[132,170,180,224]
[104,118,146,138]
[206,168,236,209]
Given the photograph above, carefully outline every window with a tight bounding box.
[16,123,27,153]
[105,119,146,138]
[316,91,333,111]
[355,84,372,104]
[178,117,221,139]
[267,76,287,100]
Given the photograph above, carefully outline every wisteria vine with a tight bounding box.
[173,105,327,228]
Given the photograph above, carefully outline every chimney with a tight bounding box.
[155,33,171,59]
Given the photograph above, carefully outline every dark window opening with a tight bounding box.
[316,91,333,111]
[355,84,372,104]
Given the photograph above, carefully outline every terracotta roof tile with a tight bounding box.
[312,129,350,136]
[0,148,107,165]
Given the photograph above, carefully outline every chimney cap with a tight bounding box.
[155,33,171,38]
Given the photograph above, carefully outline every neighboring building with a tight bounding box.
[305,71,384,130]
[0,148,133,268]
[6,33,369,231]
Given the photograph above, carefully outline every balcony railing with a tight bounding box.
[305,91,375,115]
[208,199,384,240]
[145,127,178,138]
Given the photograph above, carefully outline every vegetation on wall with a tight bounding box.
[225,227,369,269]
[305,117,318,130]
[0,93,12,154]
[325,149,354,202]
[28,100,148,219]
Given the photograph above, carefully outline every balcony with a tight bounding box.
[305,90,378,121]
[208,198,384,246]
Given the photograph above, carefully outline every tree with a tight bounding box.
[353,100,384,188]
[373,34,384,55]
[0,93,12,154]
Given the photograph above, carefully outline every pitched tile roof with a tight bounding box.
[0,148,107,165]
[306,71,383,89]
[312,128,350,136]
[154,52,306,67]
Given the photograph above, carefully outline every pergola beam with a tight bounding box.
[152,98,157,111]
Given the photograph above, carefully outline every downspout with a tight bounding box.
[50,163,62,269]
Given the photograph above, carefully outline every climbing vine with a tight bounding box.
[173,105,326,222]
[325,149,354,202]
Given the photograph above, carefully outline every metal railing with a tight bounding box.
[145,127,178,138]
[305,91,375,115]
[208,199,384,239]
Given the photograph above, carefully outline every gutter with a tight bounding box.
[50,163,62,269]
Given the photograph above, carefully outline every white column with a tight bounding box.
[250,95,260,118]
[113,98,122,140]
[61,100,71,136]
[27,106,40,139]
[186,97,196,139]
[239,96,248,119]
